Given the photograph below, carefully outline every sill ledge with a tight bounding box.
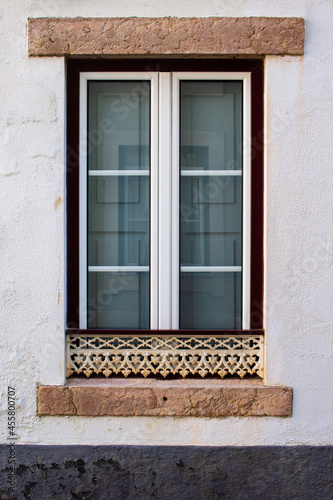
[37,379,292,417]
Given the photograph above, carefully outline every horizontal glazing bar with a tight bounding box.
[89,170,149,176]
[88,266,149,272]
[181,170,242,176]
[180,266,242,272]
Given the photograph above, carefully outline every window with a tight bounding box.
[66,59,263,333]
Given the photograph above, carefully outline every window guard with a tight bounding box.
[66,329,264,379]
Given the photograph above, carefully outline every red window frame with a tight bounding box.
[66,58,264,334]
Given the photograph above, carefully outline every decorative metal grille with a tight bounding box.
[67,334,264,379]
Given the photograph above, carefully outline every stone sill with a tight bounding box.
[37,379,292,417]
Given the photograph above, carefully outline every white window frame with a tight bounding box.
[79,71,251,330]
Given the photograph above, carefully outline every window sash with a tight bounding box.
[79,72,159,329]
[79,71,251,330]
[172,72,251,330]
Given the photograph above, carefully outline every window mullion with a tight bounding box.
[158,73,173,329]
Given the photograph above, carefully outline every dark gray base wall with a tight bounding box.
[0,446,332,500]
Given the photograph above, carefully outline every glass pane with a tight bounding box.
[88,176,149,267]
[180,176,242,267]
[180,81,243,329]
[180,81,242,171]
[87,81,150,329]
[88,272,149,329]
[180,272,242,329]
[88,81,150,171]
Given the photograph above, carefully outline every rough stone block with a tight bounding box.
[37,381,292,417]
[28,17,304,57]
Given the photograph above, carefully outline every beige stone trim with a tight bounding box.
[28,17,304,57]
[37,380,292,417]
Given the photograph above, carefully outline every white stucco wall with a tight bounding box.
[0,0,332,446]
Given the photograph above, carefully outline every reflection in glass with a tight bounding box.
[180,81,242,171]
[88,272,149,329]
[88,81,150,171]
[88,176,149,267]
[180,176,242,267]
[87,81,150,328]
[180,272,242,329]
[180,81,243,329]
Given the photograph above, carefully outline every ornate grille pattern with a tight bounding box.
[67,334,264,379]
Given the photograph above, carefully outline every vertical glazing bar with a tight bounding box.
[159,73,172,329]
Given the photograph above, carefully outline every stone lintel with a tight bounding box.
[28,17,304,57]
[37,381,292,417]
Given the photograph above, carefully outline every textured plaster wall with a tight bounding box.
[0,0,332,446]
